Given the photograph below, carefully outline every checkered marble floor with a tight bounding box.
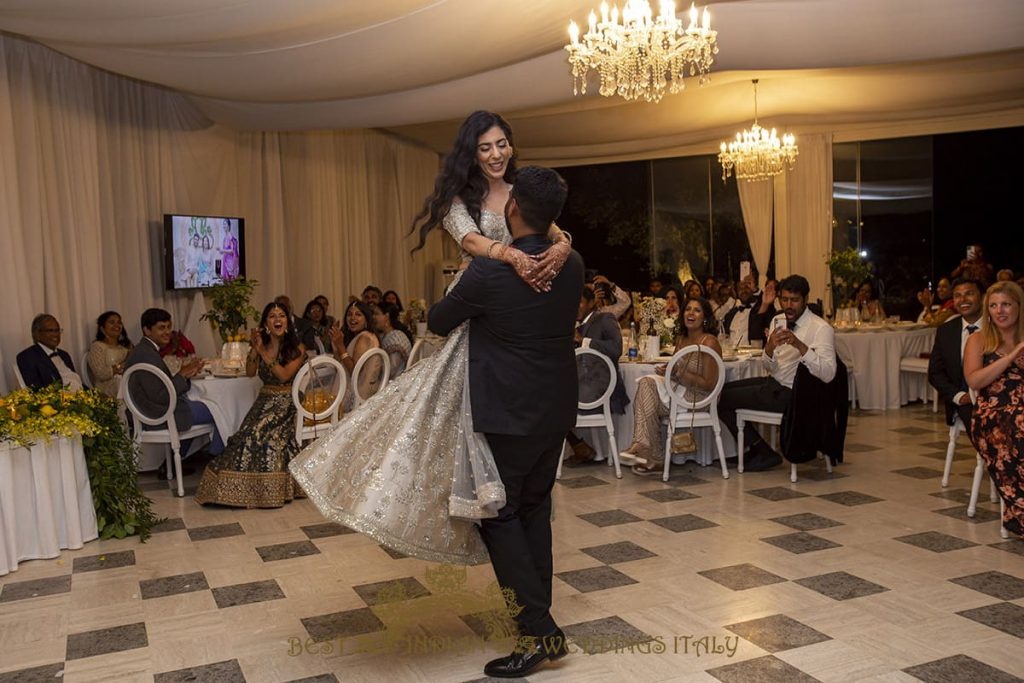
[2,403,1023,683]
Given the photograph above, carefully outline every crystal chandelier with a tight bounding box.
[565,2,718,103]
[718,79,798,182]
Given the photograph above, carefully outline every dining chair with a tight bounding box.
[898,356,937,412]
[556,348,622,480]
[661,344,729,481]
[736,409,834,483]
[80,351,92,389]
[352,348,391,409]
[941,415,973,488]
[291,355,347,445]
[12,363,26,389]
[120,363,214,497]
[408,338,439,368]
[967,454,1008,539]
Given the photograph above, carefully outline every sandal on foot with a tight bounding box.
[631,462,662,476]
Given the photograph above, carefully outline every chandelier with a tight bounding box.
[565,2,718,103]
[718,79,798,182]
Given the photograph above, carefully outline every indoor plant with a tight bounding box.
[201,277,260,342]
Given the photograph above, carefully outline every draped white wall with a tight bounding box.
[736,179,775,282]
[0,35,448,394]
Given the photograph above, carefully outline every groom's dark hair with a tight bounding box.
[510,166,568,234]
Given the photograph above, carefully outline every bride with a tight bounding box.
[289,111,571,564]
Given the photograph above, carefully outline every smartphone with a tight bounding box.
[739,261,751,282]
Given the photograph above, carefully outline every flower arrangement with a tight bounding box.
[201,276,260,342]
[0,385,161,540]
[826,247,873,309]
[659,316,677,347]
[635,296,667,337]
[406,298,427,324]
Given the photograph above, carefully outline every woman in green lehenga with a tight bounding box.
[195,302,306,508]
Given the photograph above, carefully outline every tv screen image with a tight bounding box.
[165,214,245,290]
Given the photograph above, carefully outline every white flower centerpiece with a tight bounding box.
[635,296,667,360]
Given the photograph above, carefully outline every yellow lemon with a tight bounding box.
[40,405,58,417]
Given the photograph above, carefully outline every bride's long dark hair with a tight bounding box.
[410,110,517,252]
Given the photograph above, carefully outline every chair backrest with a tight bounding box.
[407,338,438,368]
[12,363,26,389]
[663,344,726,412]
[352,347,390,407]
[80,351,92,388]
[119,363,183,441]
[292,355,347,441]
[575,347,616,411]
[314,336,327,355]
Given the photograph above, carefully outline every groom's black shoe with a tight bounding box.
[483,628,569,678]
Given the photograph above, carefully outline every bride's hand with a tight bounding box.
[499,247,544,293]
[528,240,571,292]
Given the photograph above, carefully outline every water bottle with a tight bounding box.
[627,322,639,361]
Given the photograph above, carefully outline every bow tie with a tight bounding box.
[966,324,978,334]
[735,303,752,312]
[48,351,60,358]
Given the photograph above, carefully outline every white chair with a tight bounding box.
[556,348,622,480]
[737,410,833,483]
[120,363,214,497]
[941,415,972,487]
[899,356,938,412]
[12,363,26,389]
[292,356,347,445]
[352,348,390,409]
[967,454,1009,539]
[661,345,729,481]
[80,351,92,389]
[408,338,439,368]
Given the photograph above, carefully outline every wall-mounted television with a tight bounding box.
[164,214,245,290]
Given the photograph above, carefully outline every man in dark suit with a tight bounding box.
[428,167,583,679]
[722,271,776,347]
[927,278,983,438]
[566,285,628,465]
[124,308,223,460]
[16,314,83,391]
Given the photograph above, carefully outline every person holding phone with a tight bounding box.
[717,275,837,471]
[952,244,995,287]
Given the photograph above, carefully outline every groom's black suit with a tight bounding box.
[429,232,584,638]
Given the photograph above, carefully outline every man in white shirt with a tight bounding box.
[718,275,837,471]
[16,314,83,391]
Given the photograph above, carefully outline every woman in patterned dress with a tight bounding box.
[87,311,132,398]
[965,280,1024,537]
[195,302,306,508]
[290,111,572,564]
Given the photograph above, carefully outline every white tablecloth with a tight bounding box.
[139,375,262,471]
[581,356,766,467]
[0,437,98,576]
[835,327,936,411]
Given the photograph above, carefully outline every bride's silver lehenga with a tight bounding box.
[289,205,509,565]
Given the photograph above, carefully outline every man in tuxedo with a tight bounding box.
[722,271,776,347]
[428,166,583,678]
[718,275,837,470]
[16,314,83,391]
[927,278,983,438]
[124,308,223,463]
[566,285,628,465]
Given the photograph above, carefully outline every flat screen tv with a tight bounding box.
[164,214,245,290]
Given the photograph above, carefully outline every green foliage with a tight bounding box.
[80,394,162,541]
[201,277,260,341]
[826,247,873,306]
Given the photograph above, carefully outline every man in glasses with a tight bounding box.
[16,313,83,391]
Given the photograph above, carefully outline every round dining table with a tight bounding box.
[834,325,936,411]
[578,354,766,468]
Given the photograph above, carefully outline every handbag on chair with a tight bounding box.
[670,349,700,454]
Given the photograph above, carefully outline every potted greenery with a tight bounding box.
[826,247,873,316]
[201,277,259,343]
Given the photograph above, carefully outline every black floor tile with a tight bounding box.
[794,571,889,600]
[581,541,657,564]
[72,550,135,574]
[903,654,1023,683]
[562,615,654,654]
[301,607,386,642]
[698,563,787,591]
[895,531,978,553]
[154,659,246,683]
[761,532,841,554]
[352,577,430,606]
[255,540,321,562]
[956,602,1024,638]
[577,509,643,527]
[211,579,286,608]
[139,571,209,600]
[707,654,821,683]
[725,613,831,652]
[556,566,638,593]
[65,622,148,660]
[769,513,842,531]
[0,574,72,603]
[187,523,245,542]
[649,513,718,533]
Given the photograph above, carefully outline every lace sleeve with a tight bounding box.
[442,201,479,248]
[87,341,114,382]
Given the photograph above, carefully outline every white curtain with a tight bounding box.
[736,178,775,281]
[774,133,834,309]
[0,35,447,394]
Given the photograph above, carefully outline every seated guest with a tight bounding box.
[301,299,331,353]
[330,300,382,411]
[722,272,775,348]
[718,275,836,471]
[917,279,955,326]
[87,310,132,398]
[383,290,404,312]
[624,296,722,475]
[362,285,383,306]
[997,268,1015,283]
[314,294,336,329]
[855,280,886,322]
[275,294,311,343]
[713,282,736,326]
[372,303,413,378]
[648,274,668,298]
[683,280,704,299]
[928,278,983,440]
[124,308,223,457]
[663,287,682,319]
[17,314,82,391]
[951,243,995,287]
[964,280,1024,536]
[705,277,718,300]
[567,286,628,465]
[195,302,306,508]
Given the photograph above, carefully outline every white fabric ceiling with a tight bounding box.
[2,0,1023,161]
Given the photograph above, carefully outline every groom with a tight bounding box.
[428,166,583,678]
